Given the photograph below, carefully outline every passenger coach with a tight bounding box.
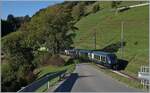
[64,49,118,69]
[91,51,117,69]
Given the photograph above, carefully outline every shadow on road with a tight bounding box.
[54,73,94,92]
[54,73,79,92]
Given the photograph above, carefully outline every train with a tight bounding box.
[64,49,118,70]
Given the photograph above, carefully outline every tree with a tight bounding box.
[7,14,15,22]
[23,5,78,54]
[7,14,17,31]
[44,5,78,54]
[24,15,30,22]
[1,20,13,37]
[72,2,85,21]
[2,15,31,37]
[1,31,36,92]
[92,4,100,13]
[111,1,121,8]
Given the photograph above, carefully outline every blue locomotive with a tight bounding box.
[64,49,118,69]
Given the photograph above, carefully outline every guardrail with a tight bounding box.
[138,66,149,89]
[138,72,149,80]
[17,70,66,92]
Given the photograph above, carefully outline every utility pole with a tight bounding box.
[121,21,124,59]
[94,31,96,50]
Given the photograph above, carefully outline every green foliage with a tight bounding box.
[1,31,36,92]
[72,3,85,21]
[2,2,78,92]
[92,4,100,13]
[111,1,121,8]
[1,14,31,37]
[20,5,78,54]
[1,63,16,91]
[33,51,51,67]
[62,1,79,9]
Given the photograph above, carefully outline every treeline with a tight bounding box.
[1,15,30,37]
[1,1,100,92]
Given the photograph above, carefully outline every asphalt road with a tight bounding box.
[54,63,141,92]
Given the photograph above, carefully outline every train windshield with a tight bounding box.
[109,55,116,61]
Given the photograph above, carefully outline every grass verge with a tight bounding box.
[35,63,75,92]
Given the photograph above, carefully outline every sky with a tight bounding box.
[1,0,64,20]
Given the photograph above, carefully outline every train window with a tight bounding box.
[84,53,88,57]
[88,53,92,58]
[100,56,102,61]
[101,56,106,62]
[80,52,88,58]
[109,55,116,60]
[94,55,100,60]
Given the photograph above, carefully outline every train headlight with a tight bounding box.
[108,60,111,64]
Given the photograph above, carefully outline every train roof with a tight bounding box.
[92,51,115,56]
[79,49,92,53]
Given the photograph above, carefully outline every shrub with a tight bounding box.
[72,3,85,21]
[1,31,36,92]
[48,55,65,66]
[92,4,100,13]
[111,1,121,8]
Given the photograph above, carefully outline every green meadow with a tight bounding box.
[74,2,149,76]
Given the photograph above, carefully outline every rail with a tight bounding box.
[17,70,66,92]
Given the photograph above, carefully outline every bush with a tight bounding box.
[48,55,65,66]
[72,3,85,21]
[1,31,36,92]
[33,52,52,67]
[92,4,100,13]
[111,1,121,8]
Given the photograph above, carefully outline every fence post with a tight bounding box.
[47,81,50,89]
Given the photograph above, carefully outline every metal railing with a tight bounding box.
[138,66,149,88]
[17,70,66,92]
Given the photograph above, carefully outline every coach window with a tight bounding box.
[104,56,106,62]
[95,55,99,60]
[102,56,106,62]
[101,56,103,61]
[98,56,100,60]
[94,55,96,59]
[95,55,97,60]
[100,56,101,61]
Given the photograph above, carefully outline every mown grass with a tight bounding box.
[74,1,149,76]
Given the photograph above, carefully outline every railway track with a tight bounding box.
[94,63,140,82]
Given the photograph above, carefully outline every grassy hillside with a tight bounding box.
[73,2,149,76]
